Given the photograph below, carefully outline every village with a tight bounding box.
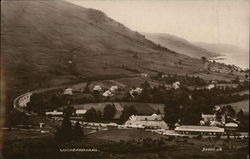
[14,72,249,141]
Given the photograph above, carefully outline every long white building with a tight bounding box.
[125,114,169,129]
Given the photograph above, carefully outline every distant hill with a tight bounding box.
[1,0,204,92]
[194,42,248,55]
[143,33,220,59]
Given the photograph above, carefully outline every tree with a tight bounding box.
[85,107,98,122]
[141,81,151,90]
[103,104,117,121]
[63,106,75,117]
[164,104,179,128]
[156,109,161,115]
[97,110,102,121]
[59,115,72,143]
[73,121,83,140]
[201,56,207,62]
[120,106,137,124]
[237,109,244,121]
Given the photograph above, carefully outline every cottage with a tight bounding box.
[93,85,102,91]
[64,88,73,95]
[125,114,169,129]
[175,125,224,135]
[173,81,180,89]
[45,110,63,116]
[75,109,86,116]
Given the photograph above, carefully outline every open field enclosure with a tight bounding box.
[221,100,249,114]
[88,129,165,142]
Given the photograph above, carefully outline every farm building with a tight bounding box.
[45,110,63,116]
[125,114,169,129]
[225,122,238,132]
[64,88,73,95]
[75,109,86,116]
[201,113,216,123]
[175,125,224,135]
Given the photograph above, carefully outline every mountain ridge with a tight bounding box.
[143,32,220,59]
[1,0,204,92]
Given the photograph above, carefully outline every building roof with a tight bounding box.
[76,109,86,114]
[128,114,163,121]
[202,114,216,118]
[225,123,238,127]
[175,125,224,133]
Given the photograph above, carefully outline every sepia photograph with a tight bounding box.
[0,0,249,158]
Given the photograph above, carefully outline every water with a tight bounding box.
[210,53,249,69]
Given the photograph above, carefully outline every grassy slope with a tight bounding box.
[1,0,204,93]
[143,33,220,58]
[221,100,249,114]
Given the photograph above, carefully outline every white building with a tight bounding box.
[102,90,113,97]
[93,85,102,91]
[45,110,63,116]
[173,81,180,89]
[18,93,32,107]
[201,113,216,123]
[140,73,148,77]
[75,109,86,116]
[129,87,143,98]
[175,125,224,135]
[109,85,118,92]
[207,84,215,90]
[125,114,169,129]
[64,88,73,95]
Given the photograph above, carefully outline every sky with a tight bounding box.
[68,0,249,50]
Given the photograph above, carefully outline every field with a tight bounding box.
[2,125,248,159]
[221,100,249,114]
[88,129,164,142]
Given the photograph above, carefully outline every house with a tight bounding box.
[45,110,63,116]
[215,83,238,89]
[175,125,225,135]
[64,88,73,95]
[129,87,143,97]
[140,73,148,77]
[93,85,102,91]
[207,84,215,90]
[201,113,216,123]
[109,85,118,92]
[173,81,180,89]
[124,114,169,129]
[102,90,113,97]
[75,109,86,116]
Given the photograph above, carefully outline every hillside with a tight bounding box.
[194,42,248,55]
[143,33,219,59]
[1,0,204,93]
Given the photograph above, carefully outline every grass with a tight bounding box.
[88,129,165,142]
[221,100,249,114]
[2,128,248,159]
